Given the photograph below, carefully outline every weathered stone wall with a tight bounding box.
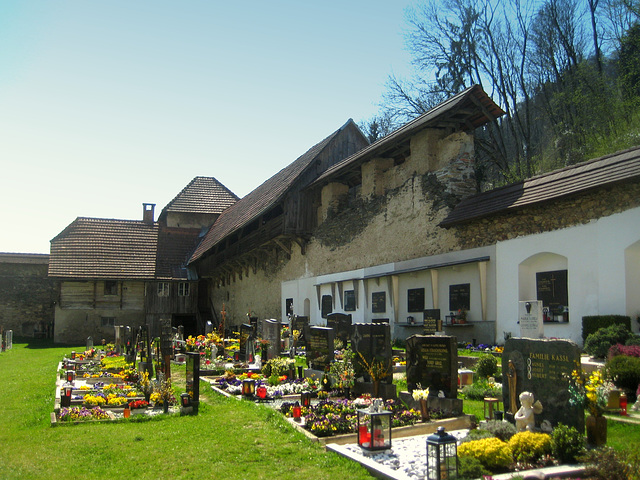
[0,258,56,337]
[454,182,640,249]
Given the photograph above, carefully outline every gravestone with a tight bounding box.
[351,323,393,384]
[291,315,309,347]
[137,325,153,377]
[261,319,281,360]
[423,309,441,335]
[405,334,458,398]
[502,337,583,432]
[239,323,253,361]
[306,326,334,371]
[160,318,173,378]
[205,321,214,335]
[326,313,352,346]
[519,301,544,339]
[114,325,124,355]
[185,351,200,415]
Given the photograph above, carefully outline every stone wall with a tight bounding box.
[454,182,640,249]
[0,256,56,337]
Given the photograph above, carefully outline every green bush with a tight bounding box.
[551,423,585,464]
[582,446,640,480]
[584,324,632,358]
[605,354,640,400]
[457,455,491,480]
[461,379,502,400]
[484,419,517,442]
[475,353,499,378]
[582,315,631,344]
[626,335,640,346]
[459,428,495,444]
[458,437,512,470]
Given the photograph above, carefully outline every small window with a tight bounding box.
[101,317,115,327]
[157,282,170,297]
[104,281,118,296]
[178,282,190,296]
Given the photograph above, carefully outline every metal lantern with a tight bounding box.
[357,408,392,451]
[181,392,191,408]
[292,401,302,422]
[66,370,75,384]
[242,378,256,397]
[61,383,73,407]
[301,391,312,407]
[426,427,458,480]
[620,393,628,416]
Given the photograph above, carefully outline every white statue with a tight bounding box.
[514,391,543,432]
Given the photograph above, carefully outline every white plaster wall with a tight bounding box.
[496,206,640,345]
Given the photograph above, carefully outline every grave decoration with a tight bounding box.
[357,399,392,451]
[306,326,335,371]
[502,337,583,432]
[291,315,309,347]
[326,313,352,346]
[351,323,394,399]
[426,427,458,480]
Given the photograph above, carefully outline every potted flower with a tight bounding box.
[357,352,391,398]
[568,369,614,446]
[412,385,430,421]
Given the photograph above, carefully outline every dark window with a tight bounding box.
[101,317,115,327]
[286,298,294,316]
[178,282,190,296]
[104,281,118,296]
[157,282,170,297]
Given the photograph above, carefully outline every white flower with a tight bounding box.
[412,388,429,401]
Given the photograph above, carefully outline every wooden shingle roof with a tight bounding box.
[313,84,505,187]
[190,121,356,262]
[159,176,238,219]
[48,218,159,279]
[440,145,640,227]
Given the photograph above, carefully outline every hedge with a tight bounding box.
[581,315,631,344]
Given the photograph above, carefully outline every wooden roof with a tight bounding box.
[440,145,640,227]
[158,176,238,219]
[190,120,359,262]
[49,218,159,279]
[312,84,505,187]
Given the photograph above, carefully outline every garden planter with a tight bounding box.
[586,414,607,446]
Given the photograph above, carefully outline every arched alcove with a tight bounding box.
[518,252,569,321]
[303,298,311,318]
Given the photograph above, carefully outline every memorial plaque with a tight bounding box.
[519,301,543,339]
[321,294,333,318]
[536,270,568,312]
[406,335,457,398]
[306,326,334,371]
[344,290,356,311]
[372,292,386,313]
[185,351,200,414]
[449,283,470,311]
[502,337,583,432]
[423,309,441,334]
[408,288,425,312]
[326,313,352,346]
[351,323,393,384]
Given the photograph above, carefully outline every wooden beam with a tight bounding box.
[274,238,291,256]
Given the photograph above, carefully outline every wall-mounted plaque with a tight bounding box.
[372,291,386,313]
[408,288,425,313]
[321,294,333,318]
[344,290,356,311]
[449,283,470,311]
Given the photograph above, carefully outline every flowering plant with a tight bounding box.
[568,369,614,416]
[128,399,149,409]
[329,349,355,388]
[412,385,430,401]
[357,352,391,382]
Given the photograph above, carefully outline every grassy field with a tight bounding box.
[0,338,372,480]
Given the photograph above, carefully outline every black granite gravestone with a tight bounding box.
[239,323,253,361]
[185,351,200,415]
[291,315,309,347]
[306,326,334,371]
[326,313,352,346]
[502,337,583,432]
[351,323,393,384]
[406,334,458,398]
[261,319,281,360]
[423,309,441,334]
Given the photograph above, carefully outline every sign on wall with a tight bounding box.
[372,291,386,313]
[408,288,425,312]
[449,283,470,311]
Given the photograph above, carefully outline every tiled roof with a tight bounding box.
[440,145,640,226]
[159,176,238,219]
[313,84,505,186]
[0,252,49,264]
[48,218,159,279]
[190,120,356,262]
[155,226,201,280]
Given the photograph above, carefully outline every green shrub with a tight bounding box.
[551,423,585,464]
[459,428,495,444]
[507,431,551,464]
[484,419,517,442]
[458,437,512,470]
[582,315,631,344]
[584,324,632,358]
[582,446,640,480]
[457,455,491,480]
[261,357,294,377]
[605,354,640,400]
[461,379,502,400]
[475,353,499,378]
[626,335,640,346]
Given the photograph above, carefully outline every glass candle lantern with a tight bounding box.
[292,402,302,422]
[256,385,267,399]
[61,383,73,407]
[426,426,458,480]
[301,391,312,407]
[357,409,392,451]
[70,351,76,360]
[620,393,628,416]
[242,378,256,397]
[66,370,75,384]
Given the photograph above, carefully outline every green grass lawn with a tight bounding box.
[0,338,373,480]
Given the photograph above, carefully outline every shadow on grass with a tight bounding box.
[12,336,82,350]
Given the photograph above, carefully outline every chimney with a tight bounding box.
[143,203,155,224]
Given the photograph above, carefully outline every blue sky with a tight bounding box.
[0,1,415,254]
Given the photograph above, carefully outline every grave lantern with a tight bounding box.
[66,370,75,384]
[292,401,302,422]
[242,378,256,397]
[426,426,458,480]
[256,385,267,400]
[71,351,76,360]
[61,383,73,407]
[357,405,392,451]
[620,393,628,416]
[180,392,191,408]
[301,391,312,408]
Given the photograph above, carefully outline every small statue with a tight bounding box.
[515,391,543,432]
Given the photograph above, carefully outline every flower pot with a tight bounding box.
[586,414,607,446]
